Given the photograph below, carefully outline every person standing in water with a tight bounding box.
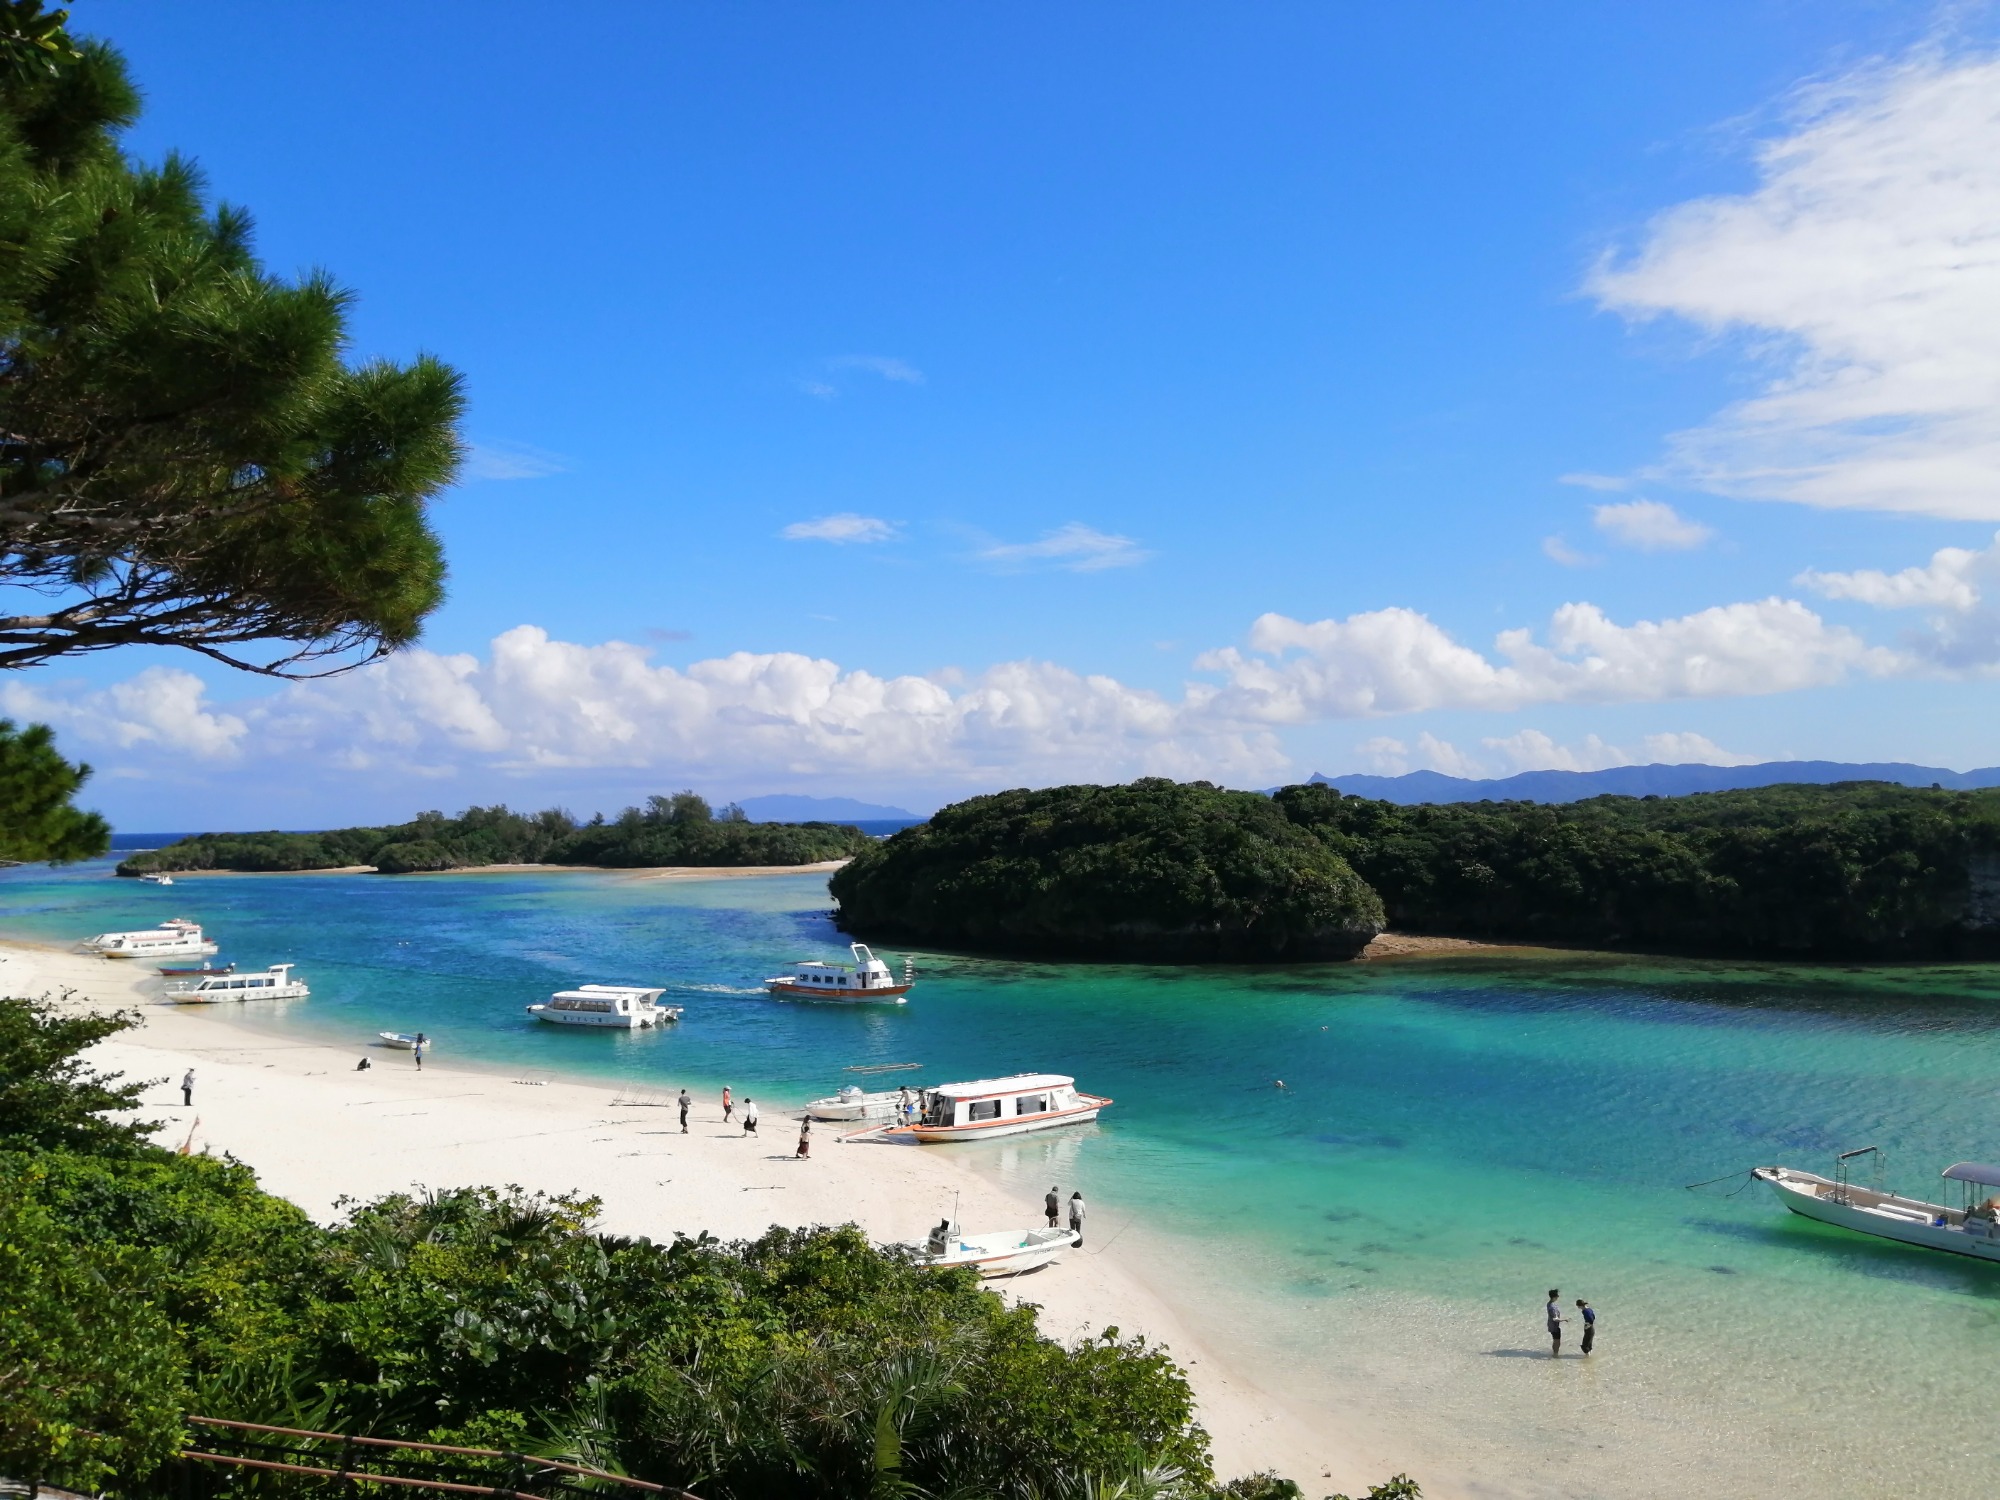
[678,1088,692,1133]
[743,1097,759,1135]
[1045,1186,1061,1227]
[1575,1298,1596,1356]
[1545,1290,1564,1357]
[722,1086,733,1122]
[1068,1191,1086,1245]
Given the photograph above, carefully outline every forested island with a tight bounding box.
[116,794,873,876]
[834,778,2000,963]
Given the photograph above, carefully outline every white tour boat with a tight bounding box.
[807,1083,923,1123]
[84,919,217,960]
[163,963,308,1004]
[914,1221,1076,1277]
[1755,1149,2000,1263]
[904,1073,1112,1143]
[766,943,913,1002]
[139,872,175,886]
[527,984,681,1029]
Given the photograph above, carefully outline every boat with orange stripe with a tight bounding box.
[899,1072,1112,1143]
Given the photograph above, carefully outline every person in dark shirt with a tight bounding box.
[1045,1186,1061,1227]
[1546,1289,1563,1357]
[1575,1298,1596,1355]
[677,1088,691,1133]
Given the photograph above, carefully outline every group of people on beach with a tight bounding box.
[1544,1289,1598,1357]
[669,1085,809,1155]
[1045,1184,1087,1244]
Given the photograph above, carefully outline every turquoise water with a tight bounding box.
[9,858,2000,1496]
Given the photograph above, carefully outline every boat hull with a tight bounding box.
[909,1097,1109,1143]
[527,1005,678,1029]
[1756,1167,2000,1262]
[916,1227,1075,1277]
[766,981,911,1003]
[95,939,217,959]
[165,985,309,1004]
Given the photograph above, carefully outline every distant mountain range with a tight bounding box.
[1305,760,2000,805]
[736,793,918,822]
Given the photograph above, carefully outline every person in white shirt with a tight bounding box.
[1068,1191,1086,1245]
[181,1069,195,1107]
[743,1097,759,1134]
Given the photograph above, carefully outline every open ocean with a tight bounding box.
[8,852,2000,1497]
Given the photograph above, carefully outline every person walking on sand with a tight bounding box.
[722,1086,733,1122]
[678,1088,692,1133]
[1045,1186,1061,1228]
[796,1115,811,1159]
[1576,1298,1596,1356]
[181,1068,195,1107]
[743,1097,759,1135]
[1546,1290,1564,1358]
[1068,1191,1086,1245]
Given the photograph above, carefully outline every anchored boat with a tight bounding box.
[766,943,913,1002]
[807,1083,922,1122]
[84,919,217,960]
[901,1073,1111,1143]
[527,984,681,1029]
[915,1221,1076,1277]
[1755,1148,2000,1262]
[163,963,308,1003]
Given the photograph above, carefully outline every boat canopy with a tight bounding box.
[930,1073,1074,1099]
[1941,1162,2000,1187]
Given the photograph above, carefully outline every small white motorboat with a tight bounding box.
[913,1222,1076,1277]
[139,872,175,886]
[527,984,681,1029]
[766,943,913,1002]
[806,1083,920,1123]
[1755,1149,2000,1263]
[163,963,308,1004]
[377,1032,434,1050]
[84,918,217,960]
[903,1074,1112,1143]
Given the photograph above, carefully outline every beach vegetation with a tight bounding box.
[0,2,465,676]
[0,716,108,862]
[114,796,873,876]
[830,779,1384,962]
[2,994,1359,1499]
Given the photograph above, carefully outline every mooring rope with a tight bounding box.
[1684,1167,1759,1196]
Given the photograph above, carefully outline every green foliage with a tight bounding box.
[831,779,1384,962]
[1277,780,2000,959]
[0,1180,186,1491]
[0,995,151,1152]
[0,6,464,674]
[117,797,874,876]
[0,716,108,861]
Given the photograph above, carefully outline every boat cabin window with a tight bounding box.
[1015,1095,1047,1115]
[967,1099,1002,1122]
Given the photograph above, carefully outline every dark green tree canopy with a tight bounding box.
[0,715,106,860]
[0,2,465,675]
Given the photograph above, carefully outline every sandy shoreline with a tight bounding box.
[0,935,1399,1492]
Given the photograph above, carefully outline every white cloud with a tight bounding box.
[1559,472,1633,493]
[1591,499,1714,551]
[0,667,246,760]
[1590,49,2000,520]
[781,513,902,544]
[829,355,926,385]
[1797,531,1994,610]
[464,442,567,481]
[1542,534,1597,567]
[1480,727,1757,773]
[1198,597,1898,721]
[976,523,1152,573]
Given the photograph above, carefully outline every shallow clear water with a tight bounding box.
[9,858,2000,1496]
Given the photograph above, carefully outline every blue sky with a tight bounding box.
[10,1,2000,827]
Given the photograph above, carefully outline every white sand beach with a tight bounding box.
[0,935,1407,1494]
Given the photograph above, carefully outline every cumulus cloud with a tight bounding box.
[1591,499,1714,551]
[463,441,567,481]
[1356,727,1757,779]
[976,524,1152,573]
[781,513,902,544]
[1590,50,2000,519]
[1198,597,1899,721]
[0,667,247,760]
[1798,531,2000,670]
